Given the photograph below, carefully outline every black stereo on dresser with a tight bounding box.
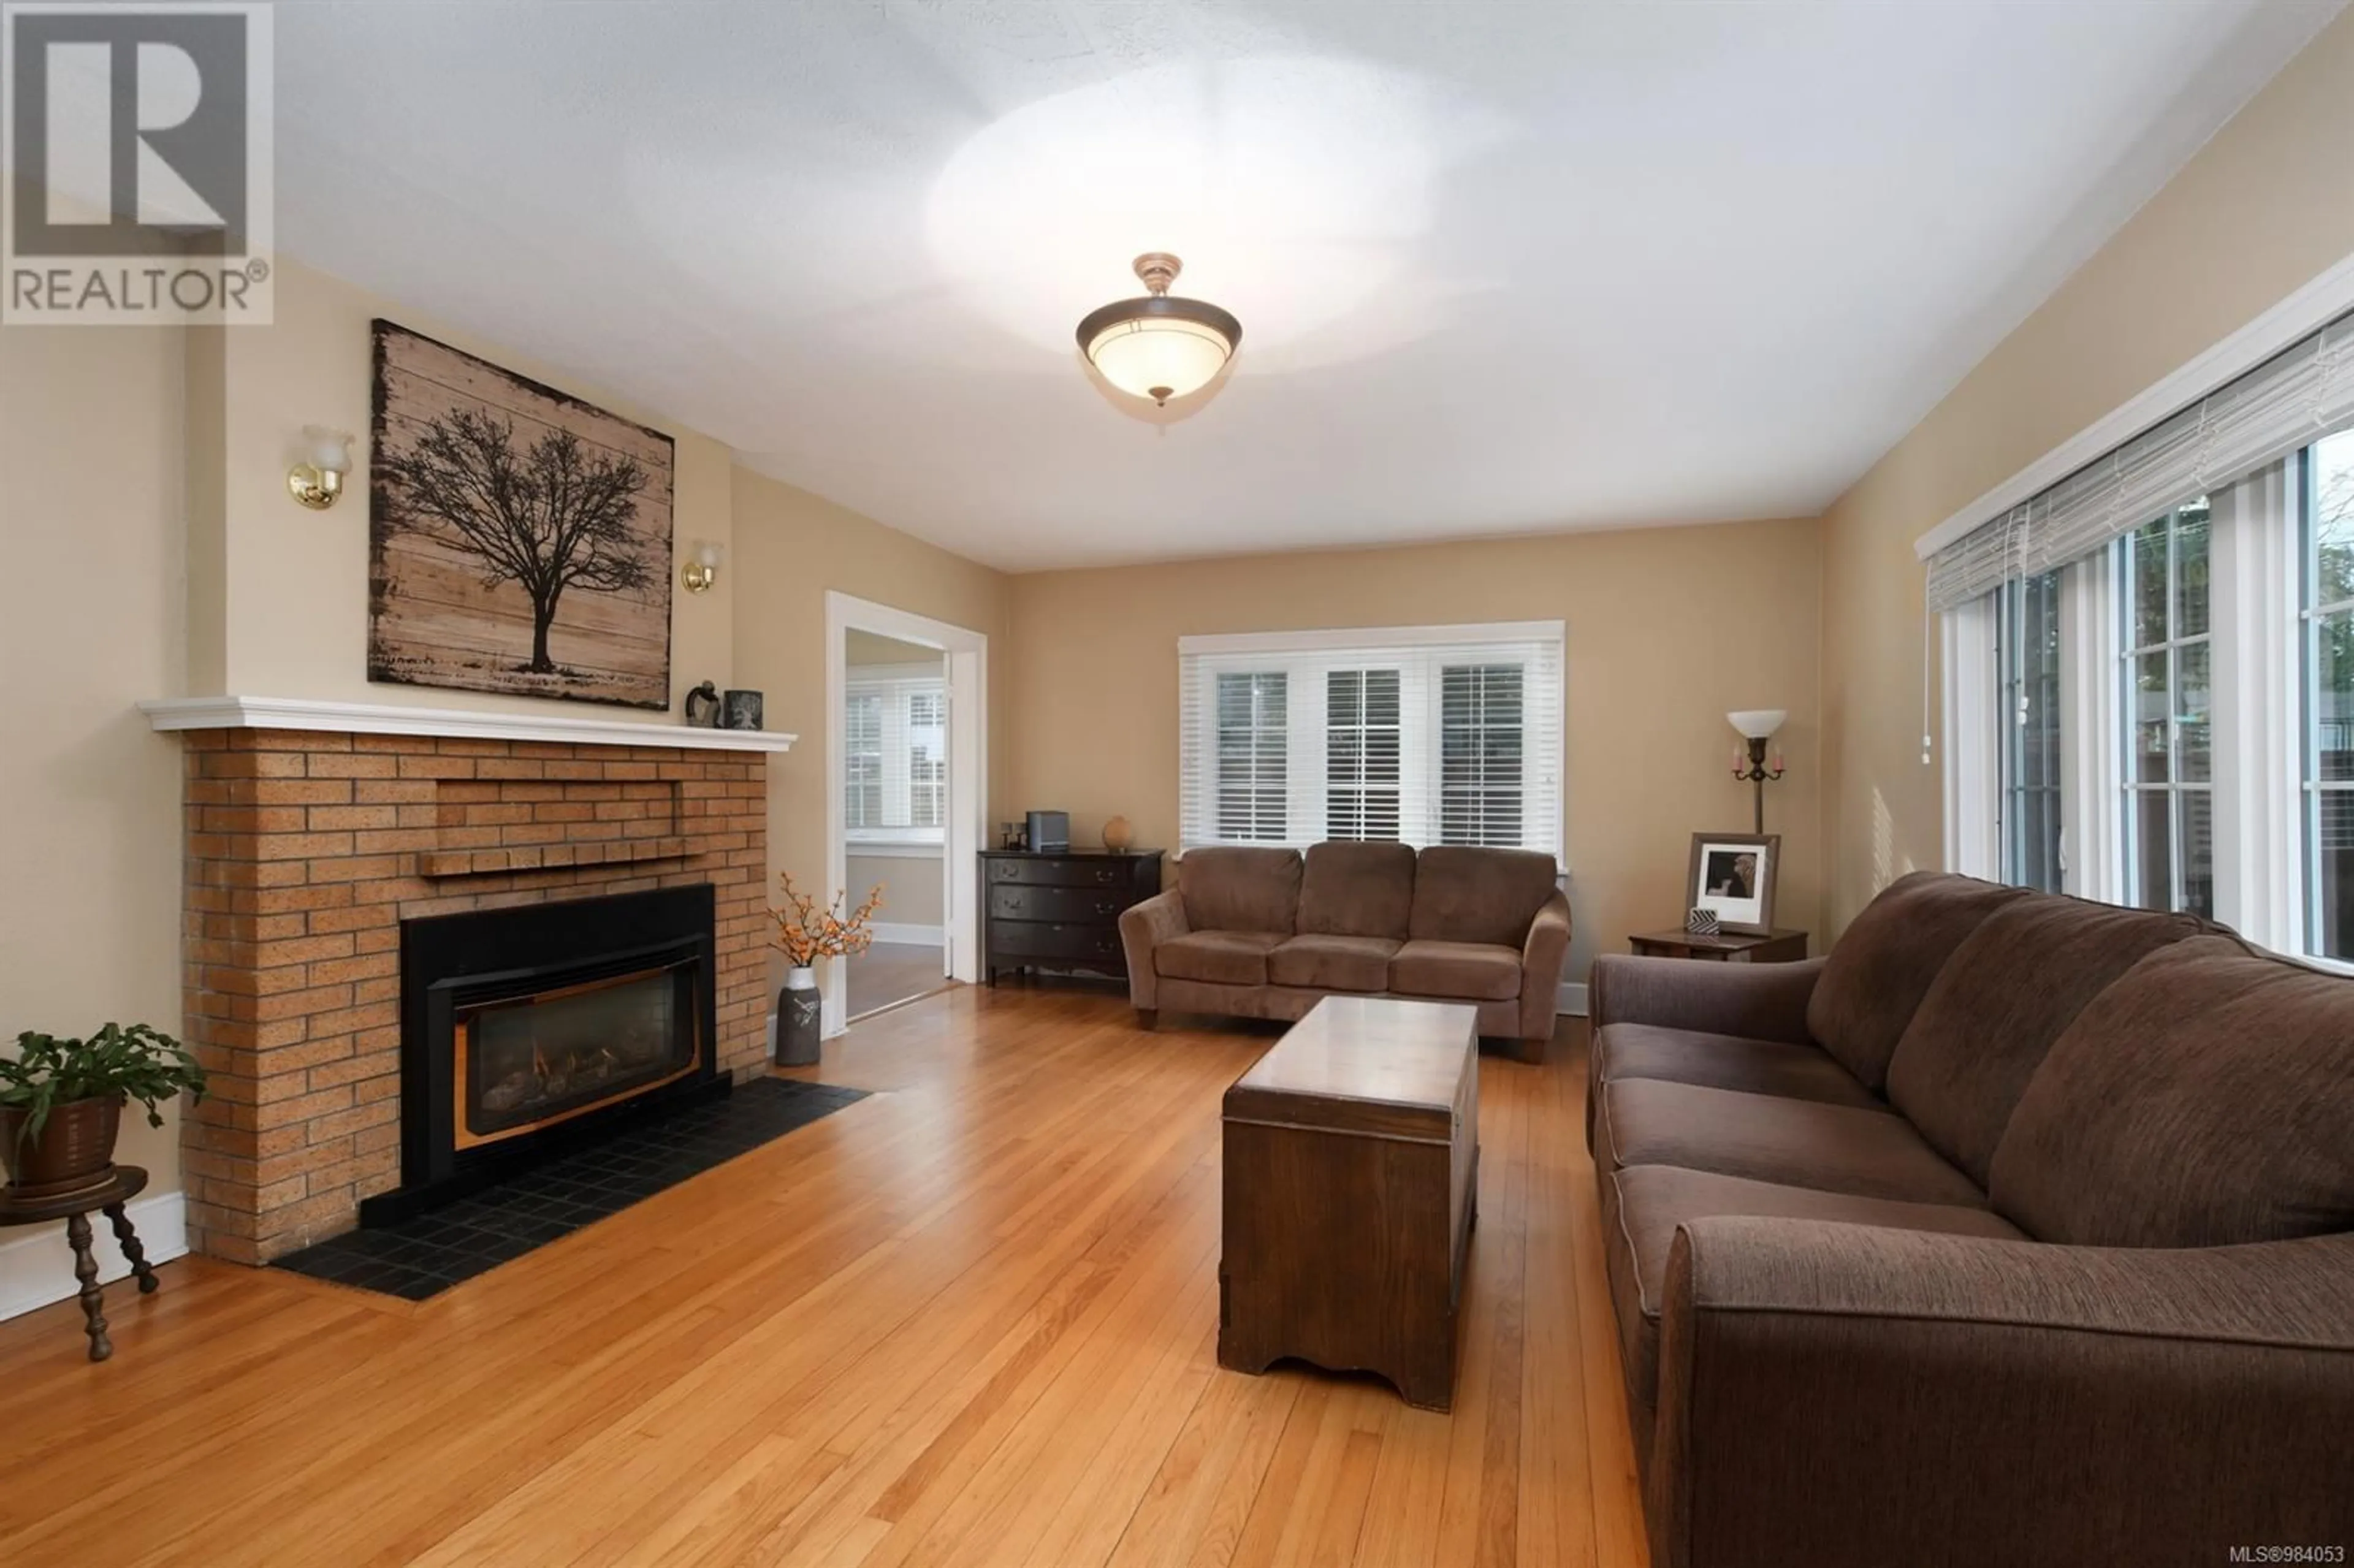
[980,848,1164,986]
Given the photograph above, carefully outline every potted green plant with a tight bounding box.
[0,1024,206,1198]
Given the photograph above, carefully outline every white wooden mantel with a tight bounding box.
[137,695,798,753]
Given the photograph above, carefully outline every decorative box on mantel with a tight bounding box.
[139,696,794,1265]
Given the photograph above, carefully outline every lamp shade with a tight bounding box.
[1078,297,1239,405]
[302,425,354,474]
[1726,709,1787,740]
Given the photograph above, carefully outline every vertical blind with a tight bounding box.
[1178,623,1565,861]
[1927,306,2354,610]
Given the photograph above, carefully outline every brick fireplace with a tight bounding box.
[145,701,788,1264]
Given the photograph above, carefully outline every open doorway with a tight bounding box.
[841,629,950,1018]
[824,592,988,1037]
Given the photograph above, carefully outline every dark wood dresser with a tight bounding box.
[981,849,1164,986]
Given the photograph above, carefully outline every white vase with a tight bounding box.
[787,965,816,991]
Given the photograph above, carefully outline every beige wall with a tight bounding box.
[847,853,948,929]
[1003,519,1824,982]
[846,630,937,666]
[731,468,1011,989]
[1819,6,2354,937]
[0,316,191,1192]
[197,258,737,717]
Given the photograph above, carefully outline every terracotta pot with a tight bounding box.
[0,1095,124,1199]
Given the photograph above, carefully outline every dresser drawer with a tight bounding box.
[989,921,1124,962]
[989,884,1127,923]
[986,856,1132,889]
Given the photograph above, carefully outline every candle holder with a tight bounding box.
[1726,710,1787,834]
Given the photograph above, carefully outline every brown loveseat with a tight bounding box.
[1586,870,2354,1568]
[1117,843,1570,1056]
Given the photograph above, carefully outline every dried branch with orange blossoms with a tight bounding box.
[769,871,885,967]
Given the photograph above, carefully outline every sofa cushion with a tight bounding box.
[1390,939,1522,1002]
[1155,930,1287,987]
[1596,1079,1987,1208]
[1268,934,1399,992]
[1602,1164,2024,1412]
[1176,847,1301,936]
[1989,936,2354,1248]
[1296,840,1417,939]
[1807,871,2030,1090]
[1407,846,1558,947]
[1594,1022,1880,1109]
[1886,894,2208,1186]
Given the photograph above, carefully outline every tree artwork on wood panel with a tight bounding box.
[368,320,674,708]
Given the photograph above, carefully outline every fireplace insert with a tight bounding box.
[362,884,722,1223]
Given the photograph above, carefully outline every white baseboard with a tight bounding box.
[0,1188,188,1322]
[868,922,943,946]
[1555,981,1588,1018]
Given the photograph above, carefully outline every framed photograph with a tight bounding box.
[368,319,675,708]
[1687,832,1779,936]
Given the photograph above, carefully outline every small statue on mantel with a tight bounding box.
[683,681,721,728]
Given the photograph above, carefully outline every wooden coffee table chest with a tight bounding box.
[1217,996,1480,1410]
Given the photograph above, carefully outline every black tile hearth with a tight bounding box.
[272,1078,869,1301]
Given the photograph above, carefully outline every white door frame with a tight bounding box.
[824,590,988,1037]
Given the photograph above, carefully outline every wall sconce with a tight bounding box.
[287,426,354,510]
[680,540,725,594]
[1726,709,1787,833]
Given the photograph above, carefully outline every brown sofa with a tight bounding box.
[1586,870,2354,1567]
[1117,842,1570,1056]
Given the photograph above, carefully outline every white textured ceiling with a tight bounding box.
[269,0,2342,569]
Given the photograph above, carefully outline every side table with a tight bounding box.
[0,1165,157,1361]
[1629,929,1810,963]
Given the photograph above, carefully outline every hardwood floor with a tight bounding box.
[846,941,951,1019]
[0,989,1648,1568]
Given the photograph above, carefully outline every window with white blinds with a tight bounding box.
[1178,622,1565,861]
[845,666,947,843]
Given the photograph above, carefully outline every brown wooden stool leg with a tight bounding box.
[66,1211,112,1362]
[105,1203,157,1294]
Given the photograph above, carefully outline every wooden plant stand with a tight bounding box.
[0,1165,157,1361]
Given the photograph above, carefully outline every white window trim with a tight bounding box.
[842,840,946,861]
[1177,620,1567,866]
[1179,619,1567,655]
[822,592,989,1040]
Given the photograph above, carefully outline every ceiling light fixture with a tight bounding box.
[1075,253,1241,407]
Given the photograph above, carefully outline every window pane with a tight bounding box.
[2315,431,2354,607]
[1998,571,2063,891]
[1216,671,1287,841]
[2177,790,2214,921]
[2132,790,2173,913]
[2177,641,2211,783]
[845,693,883,829]
[1440,664,1525,847]
[2319,611,2354,782]
[2314,791,2354,960]
[2173,499,2210,638]
[2132,650,2171,783]
[2131,519,2169,647]
[1326,669,1401,841]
